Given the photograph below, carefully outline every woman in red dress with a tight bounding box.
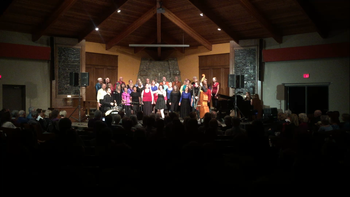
[211,77,219,110]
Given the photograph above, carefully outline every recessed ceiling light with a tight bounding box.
[200,13,203,16]
[117,9,121,13]
[217,28,221,31]
[95,27,99,31]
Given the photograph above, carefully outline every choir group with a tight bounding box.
[95,75,220,119]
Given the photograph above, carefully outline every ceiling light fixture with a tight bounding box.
[217,28,221,31]
[129,44,190,47]
[200,13,203,16]
[157,2,165,13]
[95,27,99,31]
[117,9,121,13]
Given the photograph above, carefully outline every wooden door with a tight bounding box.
[86,53,118,103]
[199,53,230,96]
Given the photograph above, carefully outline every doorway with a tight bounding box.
[2,85,26,111]
[285,83,329,114]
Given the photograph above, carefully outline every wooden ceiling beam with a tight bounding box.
[162,33,185,54]
[0,0,15,17]
[291,0,328,39]
[162,6,212,51]
[106,5,157,50]
[238,0,283,43]
[32,0,78,42]
[188,0,240,44]
[78,0,128,42]
[157,0,161,58]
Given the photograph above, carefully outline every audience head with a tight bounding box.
[290,114,299,126]
[44,110,51,119]
[50,109,59,120]
[59,110,67,118]
[189,112,197,119]
[284,109,292,119]
[232,117,241,127]
[298,113,308,123]
[105,115,113,126]
[94,110,102,119]
[18,110,26,117]
[11,110,19,118]
[130,115,138,126]
[58,118,72,133]
[320,115,330,125]
[31,111,39,119]
[342,113,350,122]
[314,110,322,117]
[114,114,121,125]
[136,111,143,120]
[0,111,11,125]
[122,117,133,131]
[224,116,232,126]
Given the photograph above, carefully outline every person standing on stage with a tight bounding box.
[127,79,134,94]
[179,86,191,119]
[202,78,211,110]
[191,81,201,118]
[97,83,107,110]
[102,88,115,115]
[155,85,167,119]
[104,77,110,85]
[145,78,150,86]
[172,76,181,90]
[95,77,103,95]
[118,77,125,86]
[113,83,122,107]
[155,78,159,88]
[151,80,158,113]
[166,83,173,112]
[130,86,141,114]
[122,87,131,117]
[160,76,169,91]
[141,84,154,116]
[212,77,220,110]
[169,84,181,113]
[180,79,187,94]
[136,79,144,93]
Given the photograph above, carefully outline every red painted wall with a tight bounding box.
[0,42,51,60]
[262,42,350,62]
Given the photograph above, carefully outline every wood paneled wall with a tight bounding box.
[199,53,230,96]
[85,52,118,103]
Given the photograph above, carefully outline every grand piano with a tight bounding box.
[217,94,253,120]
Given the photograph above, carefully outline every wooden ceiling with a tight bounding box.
[0,0,349,57]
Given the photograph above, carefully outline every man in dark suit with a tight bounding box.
[101,88,115,115]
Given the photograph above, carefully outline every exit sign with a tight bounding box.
[303,74,310,78]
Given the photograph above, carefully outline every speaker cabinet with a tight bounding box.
[69,72,79,86]
[228,74,235,88]
[236,75,244,88]
[228,74,245,88]
[81,72,89,87]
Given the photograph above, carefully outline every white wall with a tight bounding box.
[0,30,51,112]
[262,29,350,115]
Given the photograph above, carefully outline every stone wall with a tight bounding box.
[137,58,182,84]
[234,46,258,95]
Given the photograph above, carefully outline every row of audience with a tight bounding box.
[1,107,349,196]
